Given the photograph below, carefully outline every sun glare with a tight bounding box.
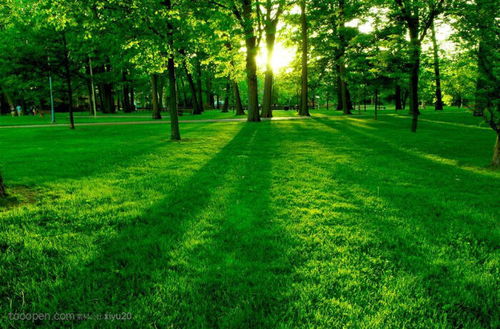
[257,42,296,72]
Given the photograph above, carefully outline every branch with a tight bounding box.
[419,0,445,42]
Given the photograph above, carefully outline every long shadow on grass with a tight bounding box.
[39,122,294,328]
[305,118,498,327]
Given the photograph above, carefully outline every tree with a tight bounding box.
[0,172,6,198]
[453,0,499,166]
[472,0,499,167]
[261,0,286,118]
[298,0,310,116]
[392,0,446,132]
[430,21,443,110]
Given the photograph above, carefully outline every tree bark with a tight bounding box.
[196,59,205,112]
[233,81,245,115]
[408,23,421,132]
[151,74,162,119]
[222,82,230,112]
[206,73,214,109]
[184,65,202,114]
[431,22,444,111]
[122,70,134,113]
[262,22,277,118]
[299,0,310,116]
[62,32,75,129]
[130,85,135,111]
[493,133,500,168]
[339,61,351,115]
[244,31,260,120]
[165,0,180,140]
[0,173,6,198]
[395,84,403,110]
[158,76,164,111]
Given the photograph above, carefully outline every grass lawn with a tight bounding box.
[0,109,301,126]
[0,110,499,328]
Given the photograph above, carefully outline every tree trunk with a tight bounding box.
[431,22,444,111]
[196,60,205,112]
[339,61,351,115]
[62,32,75,129]
[151,74,162,119]
[158,76,164,111]
[338,0,352,115]
[299,0,309,116]
[408,24,421,132]
[374,88,378,120]
[336,66,353,112]
[206,74,214,109]
[233,81,244,115]
[262,22,277,118]
[0,173,6,198]
[493,133,500,168]
[244,38,260,120]
[178,74,188,108]
[130,85,135,111]
[122,71,134,113]
[164,0,180,140]
[184,65,202,114]
[222,82,230,112]
[402,88,408,110]
[474,41,489,116]
[395,84,403,110]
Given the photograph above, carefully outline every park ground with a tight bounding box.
[0,108,499,328]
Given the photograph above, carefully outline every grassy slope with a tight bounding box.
[0,110,499,328]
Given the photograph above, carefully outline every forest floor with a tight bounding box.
[0,108,499,328]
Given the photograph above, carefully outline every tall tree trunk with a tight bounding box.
[493,132,500,168]
[86,72,94,115]
[196,60,205,112]
[299,0,309,116]
[130,85,135,111]
[206,73,214,109]
[336,65,353,112]
[408,23,421,132]
[178,74,188,108]
[158,76,164,111]
[122,71,134,113]
[339,61,350,114]
[233,81,244,115]
[474,41,489,116]
[395,84,403,110]
[221,82,230,112]
[374,88,379,120]
[0,172,6,198]
[262,22,277,118]
[62,33,75,129]
[244,41,260,118]
[431,22,444,111]
[338,0,351,115]
[151,74,162,119]
[165,0,180,140]
[102,81,115,114]
[184,65,202,114]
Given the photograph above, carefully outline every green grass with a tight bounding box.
[0,110,499,328]
[0,109,301,126]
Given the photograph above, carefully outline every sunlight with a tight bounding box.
[257,42,296,72]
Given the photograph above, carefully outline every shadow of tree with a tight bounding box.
[297,118,499,328]
[36,122,295,328]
